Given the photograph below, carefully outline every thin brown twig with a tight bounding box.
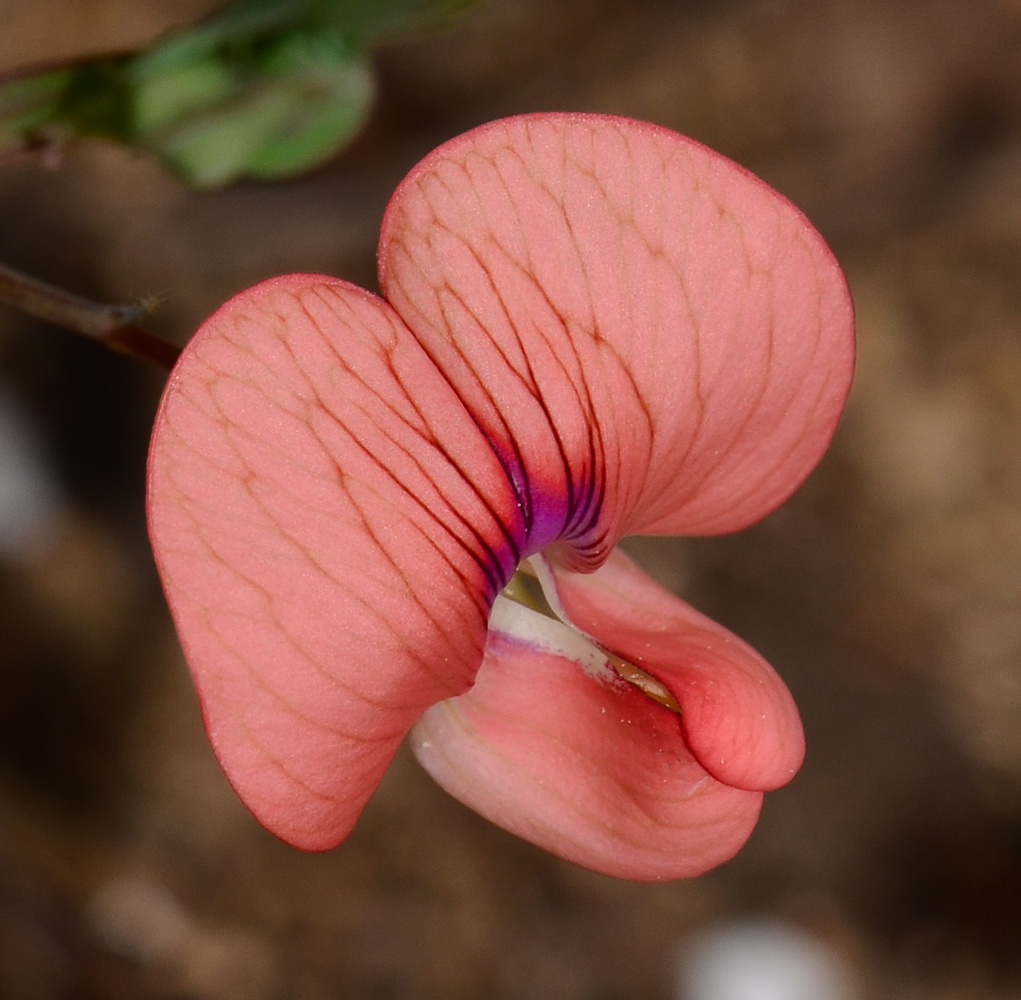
[0,261,180,370]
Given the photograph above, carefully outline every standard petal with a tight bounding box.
[410,597,763,882]
[378,113,854,569]
[147,275,522,848]
[548,548,804,792]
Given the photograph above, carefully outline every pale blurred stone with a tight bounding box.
[88,876,278,1000]
[0,380,64,561]
[676,920,855,1000]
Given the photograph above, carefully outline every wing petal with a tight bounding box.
[147,275,521,847]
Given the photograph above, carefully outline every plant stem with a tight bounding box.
[0,261,180,369]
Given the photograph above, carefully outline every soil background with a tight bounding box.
[3,1,1021,997]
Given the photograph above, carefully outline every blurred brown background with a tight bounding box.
[2,0,1021,997]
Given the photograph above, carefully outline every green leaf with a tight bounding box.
[0,68,73,156]
[59,60,134,141]
[0,0,485,184]
[142,47,373,186]
[128,24,373,187]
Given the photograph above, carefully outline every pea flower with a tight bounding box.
[147,113,854,881]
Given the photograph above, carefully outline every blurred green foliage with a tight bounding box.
[0,0,482,188]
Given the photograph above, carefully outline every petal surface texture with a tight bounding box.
[379,113,854,569]
[411,550,781,881]
[147,275,523,848]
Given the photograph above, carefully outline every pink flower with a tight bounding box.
[147,113,854,881]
